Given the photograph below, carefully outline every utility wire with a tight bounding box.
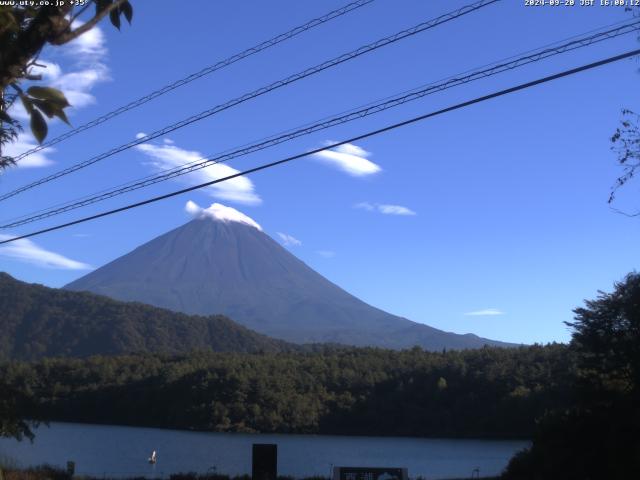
[11,0,376,163]
[2,19,639,229]
[0,0,500,203]
[1,47,638,246]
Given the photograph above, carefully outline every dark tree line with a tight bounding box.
[1,343,573,439]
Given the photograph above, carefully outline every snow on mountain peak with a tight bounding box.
[185,201,262,231]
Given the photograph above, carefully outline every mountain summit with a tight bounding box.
[66,202,512,350]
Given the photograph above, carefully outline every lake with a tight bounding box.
[0,422,529,479]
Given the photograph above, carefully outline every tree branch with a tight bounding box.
[51,0,127,45]
[609,206,640,217]
[70,0,95,23]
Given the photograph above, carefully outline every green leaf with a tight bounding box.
[30,109,48,144]
[0,110,11,123]
[121,1,133,24]
[53,108,71,126]
[20,94,33,114]
[110,8,121,30]
[32,99,56,118]
[32,99,71,125]
[27,86,70,107]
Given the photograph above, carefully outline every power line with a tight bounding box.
[2,47,638,246]
[0,0,500,203]
[11,0,376,163]
[2,19,639,229]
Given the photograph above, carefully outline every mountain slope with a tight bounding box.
[66,204,514,350]
[0,272,291,360]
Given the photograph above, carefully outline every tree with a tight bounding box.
[608,6,640,212]
[568,272,640,397]
[0,380,33,441]
[0,0,133,170]
[503,273,640,479]
[610,110,640,214]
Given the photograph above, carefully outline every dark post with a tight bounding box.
[252,444,277,480]
[66,461,75,478]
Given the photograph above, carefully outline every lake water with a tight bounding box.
[0,422,529,479]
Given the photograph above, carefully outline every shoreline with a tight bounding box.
[20,420,533,443]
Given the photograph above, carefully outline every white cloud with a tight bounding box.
[67,21,108,58]
[316,250,336,258]
[277,232,301,247]
[33,22,110,109]
[3,134,55,168]
[4,23,110,167]
[378,204,416,216]
[314,142,381,177]
[55,64,110,108]
[464,309,505,316]
[355,202,416,216]
[185,201,262,231]
[0,234,92,270]
[137,140,262,205]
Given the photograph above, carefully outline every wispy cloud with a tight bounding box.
[66,21,108,58]
[464,309,505,316]
[0,234,92,270]
[314,142,381,177]
[316,250,336,258]
[2,134,56,168]
[136,137,261,205]
[7,22,110,168]
[47,20,110,109]
[355,202,416,216]
[277,232,302,247]
[378,204,416,216]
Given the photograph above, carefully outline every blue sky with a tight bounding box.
[1,0,639,344]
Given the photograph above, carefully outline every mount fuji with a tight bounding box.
[65,202,513,350]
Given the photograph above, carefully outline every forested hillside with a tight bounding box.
[2,344,572,438]
[0,273,291,360]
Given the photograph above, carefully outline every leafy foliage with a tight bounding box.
[0,380,33,441]
[610,110,640,210]
[503,273,640,479]
[0,0,133,168]
[568,272,640,397]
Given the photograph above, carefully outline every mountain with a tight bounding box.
[66,203,514,350]
[0,272,291,360]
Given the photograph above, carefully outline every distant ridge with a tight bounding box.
[0,272,291,361]
[66,203,515,350]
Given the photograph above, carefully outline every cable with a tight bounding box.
[0,0,500,203]
[11,0,376,163]
[2,19,639,229]
[1,47,638,246]
[3,18,637,227]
